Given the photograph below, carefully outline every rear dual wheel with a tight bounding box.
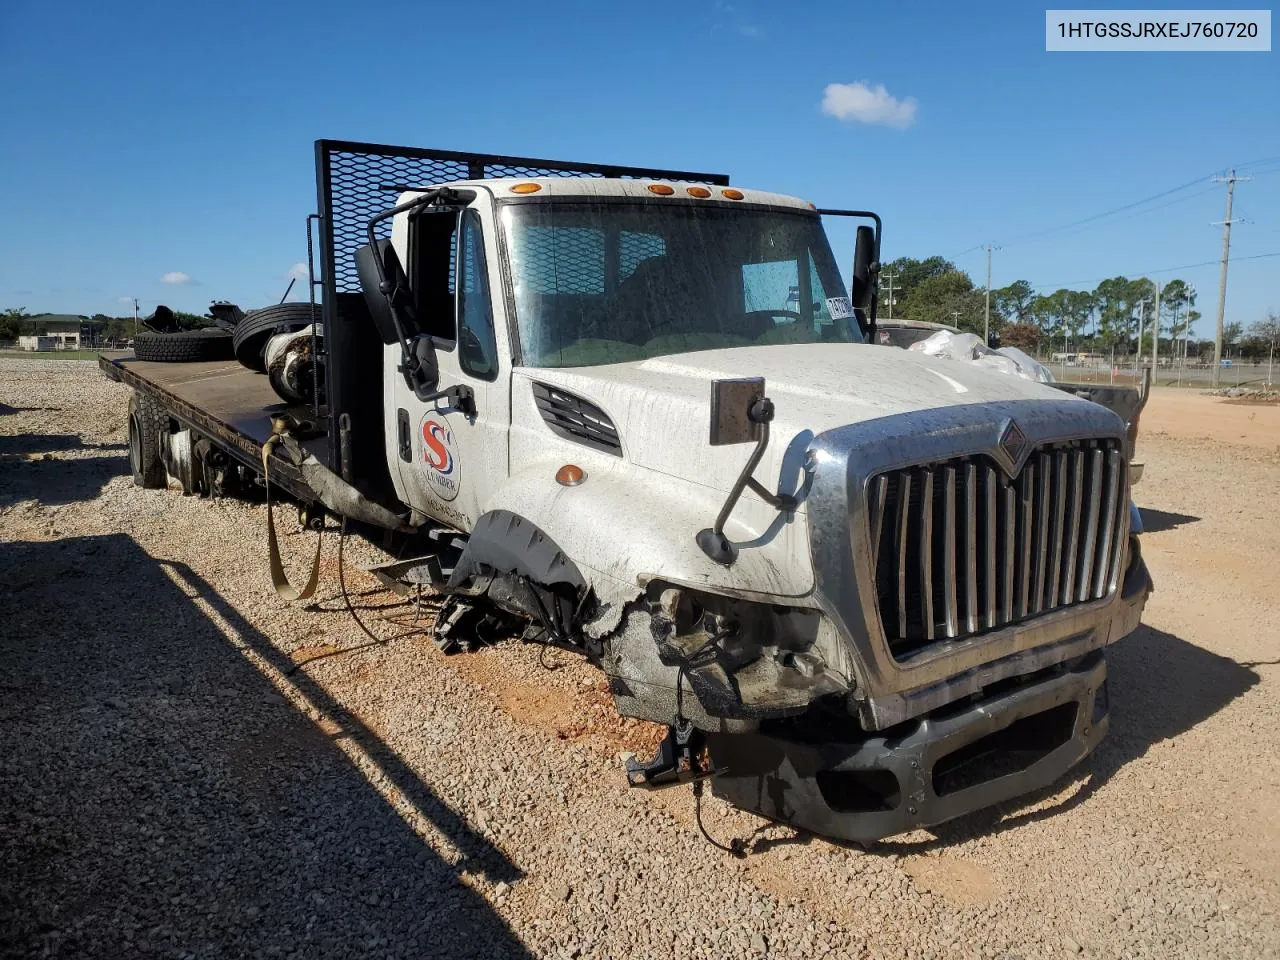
[128,392,167,489]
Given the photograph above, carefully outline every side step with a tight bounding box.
[364,529,467,596]
[365,555,453,596]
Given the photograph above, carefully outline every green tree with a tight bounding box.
[899,270,988,333]
[880,256,959,309]
[1092,277,1153,353]
[1242,312,1280,367]
[0,307,29,341]
[1223,321,1244,350]
[993,280,1036,326]
[1159,280,1191,340]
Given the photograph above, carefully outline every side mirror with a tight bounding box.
[356,239,415,346]
[708,377,765,445]
[850,225,878,312]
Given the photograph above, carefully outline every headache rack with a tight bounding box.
[307,139,729,499]
[868,438,1129,660]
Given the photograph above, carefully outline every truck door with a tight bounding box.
[386,200,510,530]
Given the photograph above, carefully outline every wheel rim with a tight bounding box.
[129,413,142,475]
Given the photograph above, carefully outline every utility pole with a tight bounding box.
[983,244,999,345]
[1183,283,1195,370]
[880,272,898,320]
[1152,280,1161,374]
[950,310,963,330]
[1135,298,1149,365]
[1211,170,1249,387]
[132,298,139,340]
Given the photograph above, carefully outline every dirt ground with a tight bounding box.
[1141,386,1280,451]
[2,361,1278,959]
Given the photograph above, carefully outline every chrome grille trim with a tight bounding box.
[868,437,1127,659]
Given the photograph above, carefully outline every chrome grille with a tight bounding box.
[868,439,1126,659]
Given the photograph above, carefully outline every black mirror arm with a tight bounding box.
[414,382,476,416]
[697,397,793,565]
[365,188,460,389]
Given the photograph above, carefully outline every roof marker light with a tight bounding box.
[510,182,542,194]
[686,186,712,198]
[647,184,675,196]
[721,188,745,200]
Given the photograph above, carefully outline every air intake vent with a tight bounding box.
[532,382,622,456]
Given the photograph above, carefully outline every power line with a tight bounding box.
[950,155,1277,257]
[997,173,1212,248]
[946,243,985,261]
[1031,250,1280,289]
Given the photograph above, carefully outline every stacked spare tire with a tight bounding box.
[133,305,236,363]
[132,302,322,406]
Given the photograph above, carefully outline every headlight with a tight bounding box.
[645,583,855,718]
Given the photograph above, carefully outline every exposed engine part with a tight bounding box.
[602,585,856,734]
[432,594,523,654]
[625,719,722,790]
[264,325,325,406]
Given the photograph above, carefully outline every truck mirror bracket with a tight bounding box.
[697,390,790,566]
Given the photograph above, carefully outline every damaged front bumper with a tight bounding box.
[706,649,1109,844]
[700,544,1149,843]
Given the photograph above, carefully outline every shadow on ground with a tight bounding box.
[0,434,128,508]
[1139,507,1201,533]
[0,534,531,959]
[872,625,1259,851]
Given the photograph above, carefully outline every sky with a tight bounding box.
[1,0,1277,339]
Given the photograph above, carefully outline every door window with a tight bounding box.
[457,209,499,380]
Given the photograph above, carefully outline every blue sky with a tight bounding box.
[1,0,1276,338]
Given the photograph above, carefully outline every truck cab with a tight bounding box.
[357,172,1150,842]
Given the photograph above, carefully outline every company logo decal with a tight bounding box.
[999,419,1029,469]
[420,415,460,501]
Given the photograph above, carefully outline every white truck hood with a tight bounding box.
[524,343,1083,498]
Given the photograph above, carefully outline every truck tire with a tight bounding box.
[128,392,168,489]
[134,328,234,363]
[233,303,318,373]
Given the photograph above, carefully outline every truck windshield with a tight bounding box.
[499,200,861,368]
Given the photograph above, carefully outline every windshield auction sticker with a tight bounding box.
[1046,10,1271,50]
[827,297,854,320]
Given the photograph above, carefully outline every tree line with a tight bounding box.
[880,256,1279,361]
[0,307,215,343]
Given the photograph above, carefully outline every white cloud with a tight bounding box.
[160,271,194,285]
[821,82,917,129]
[286,262,309,281]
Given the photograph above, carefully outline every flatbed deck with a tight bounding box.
[100,353,327,502]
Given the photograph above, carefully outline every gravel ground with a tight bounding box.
[1,357,1277,960]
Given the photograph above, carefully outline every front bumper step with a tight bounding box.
[705,652,1108,844]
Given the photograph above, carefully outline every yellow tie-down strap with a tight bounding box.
[261,425,322,602]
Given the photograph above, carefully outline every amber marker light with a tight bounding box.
[686,186,712,198]
[721,188,745,200]
[647,184,675,196]
[556,464,587,486]
[510,182,542,194]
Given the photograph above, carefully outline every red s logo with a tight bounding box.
[422,420,452,473]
